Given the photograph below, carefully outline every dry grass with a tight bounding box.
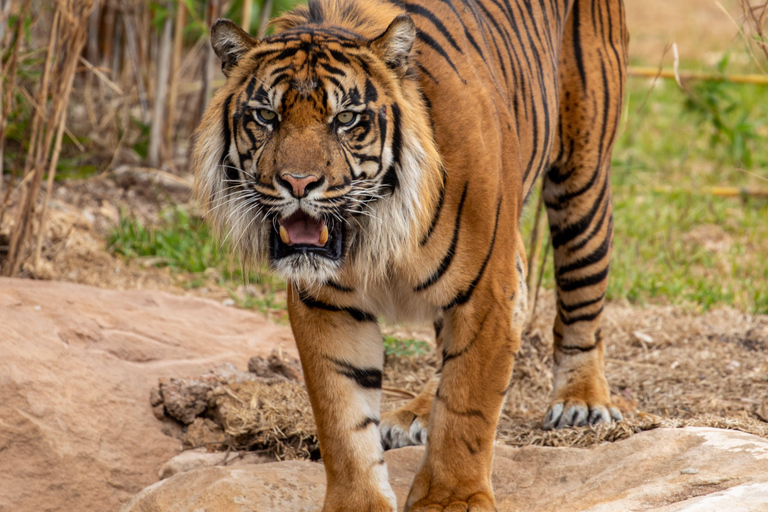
[207,380,317,460]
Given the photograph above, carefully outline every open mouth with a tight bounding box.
[271,209,344,261]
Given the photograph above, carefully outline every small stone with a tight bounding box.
[149,387,163,407]
[152,404,166,420]
[222,299,236,307]
[681,467,699,475]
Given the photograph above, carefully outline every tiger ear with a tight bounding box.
[210,19,258,77]
[370,15,416,77]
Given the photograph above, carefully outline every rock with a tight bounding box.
[156,363,263,425]
[182,418,227,450]
[248,348,304,382]
[157,449,271,480]
[0,278,296,512]
[123,428,768,512]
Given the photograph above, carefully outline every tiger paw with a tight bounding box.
[380,408,428,450]
[543,398,623,430]
[405,488,495,512]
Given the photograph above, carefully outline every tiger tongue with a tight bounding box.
[278,211,327,246]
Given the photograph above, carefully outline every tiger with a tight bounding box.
[193,0,628,509]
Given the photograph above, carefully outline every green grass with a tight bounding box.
[107,207,286,313]
[523,73,768,315]
[383,336,431,358]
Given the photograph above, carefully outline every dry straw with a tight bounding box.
[3,0,95,276]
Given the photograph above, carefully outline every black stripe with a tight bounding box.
[443,197,502,310]
[558,342,598,352]
[551,176,608,250]
[220,94,238,184]
[556,227,611,275]
[325,280,354,293]
[561,305,604,325]
[462,436,479,455]
[415,183,469,291]
[416,29,462,77]
[570,201,610,253]
[356,417,380,430]
[403,3,463,54]
[557,266,609,293]
[571,0,588,89]
[298,290,375,322]
[328,357,383,389]
[420,170,446,246]
[442,309,490,365]
[559,293,604,313]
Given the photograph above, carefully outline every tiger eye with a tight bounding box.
[336,111,355,125]
[258,109,276,122]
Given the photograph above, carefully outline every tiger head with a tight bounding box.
[193,3,442,287]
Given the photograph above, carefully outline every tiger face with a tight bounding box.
[194,15,441,286]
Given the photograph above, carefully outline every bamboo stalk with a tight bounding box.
[199,0,222,125]
[148,2,173,167]
[123,15,150,122]
[165,0,186,153]
[0,7,59,228]
[652,185,768,198]
[34,63,78,269]
[242,0,253,34]
[258,0,274,38]
[5,0,94,276]
[628,66,768,85]
[200,0,221,118]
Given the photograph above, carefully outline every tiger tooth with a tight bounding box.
[319,225,329,246]
[279,226,291,245]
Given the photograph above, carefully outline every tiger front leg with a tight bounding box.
[287,286,396,512]
[406,269,524,512]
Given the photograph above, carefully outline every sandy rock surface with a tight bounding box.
[123,427,768,512]
[0,278,295,512]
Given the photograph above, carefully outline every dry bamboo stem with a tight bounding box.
[258,0,274,38]
[628,67,768,85]
[148,2,173,167]
[242,0,253,33]
[165,0,186,152]
[5,0,93,276]
[124,15,149,122]
[201,0,222,123]
[34,65,78,269]
[652,185,768,198]
[0,7,58,227]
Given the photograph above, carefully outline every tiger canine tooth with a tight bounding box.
[279,226,291,245]
[319,225,329,246]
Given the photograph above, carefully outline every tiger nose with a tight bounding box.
[278,173,322,198]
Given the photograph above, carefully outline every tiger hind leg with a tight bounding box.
[542,0,628,429]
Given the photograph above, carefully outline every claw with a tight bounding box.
[544,401,623,430]
[543,402,564,430]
